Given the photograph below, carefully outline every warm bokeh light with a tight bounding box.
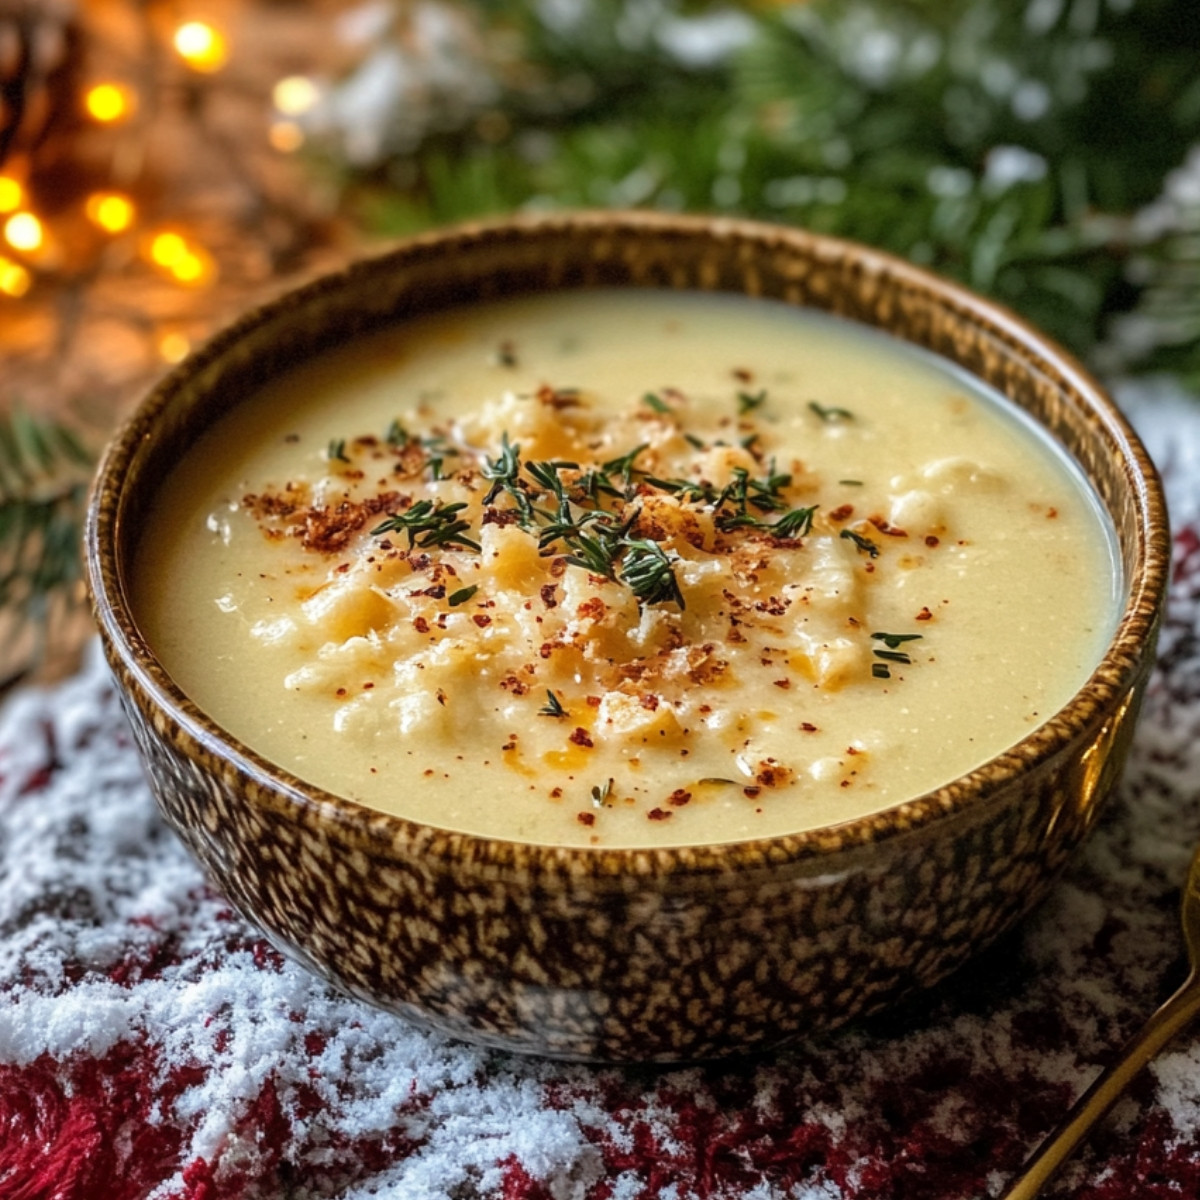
[273,75,319,116]
[4,212,44,253]
[85,83,133,123]
[149,231,188,268]
[85,192,136,234]
[0,177,23,214]
[0,255,31,298]
[268,121,305,153]
[158,331,192,362]
[147,231,216,286]
[173,21,228,72]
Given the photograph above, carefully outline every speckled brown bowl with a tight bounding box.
[85,211,1169,1062]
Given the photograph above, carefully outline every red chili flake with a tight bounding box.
[413,617,430,633]
[569,727,594,748]
[732,367,754,382]
[472,614,492,627]
[925,535,940,547]
[424,769,435,777]
[502,740,517,752]
[742,786,762,798]
[482,507,519,527]
[840,779,852,788]
[549,557,568,578]
[800,722,818,732]
[335,687,347,697]
[916,606,933,621]
[540,583,558,609]
[576,597,607,621]
[1047,507,1058,518]
[436,689,447,706]
[362,682,374,690]
[639,694,660,711]
[667,789,692,807]
[586,695,602,708]
[829,504,854,522]
[335,562,350,574]
[699,704,712,714]
[577,811,596,826]
[773,679,790,689]
[551,787,563,799]
[647,808,672,821]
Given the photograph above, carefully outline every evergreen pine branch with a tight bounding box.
[0,407,93,625]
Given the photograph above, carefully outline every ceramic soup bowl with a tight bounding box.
[85,211,1168,1061]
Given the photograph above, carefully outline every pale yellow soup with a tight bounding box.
[133,290,1118,848]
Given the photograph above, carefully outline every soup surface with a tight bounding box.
[133,290,1118,847]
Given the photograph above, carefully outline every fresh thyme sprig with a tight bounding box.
[642,392,671,415]
[870,632,924,680]
[810,401,854,422]
[619,538,686,609]
[371,499,481,551]
[840,528,880,558]
[738,388,767,415]
[538,689,567,717]
[327,438,350,463]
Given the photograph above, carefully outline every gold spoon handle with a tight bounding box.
[999,970,1200,1200]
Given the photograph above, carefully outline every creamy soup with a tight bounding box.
[132,290,1118,847]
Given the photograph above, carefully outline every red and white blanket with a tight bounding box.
[4,381,1200,1200]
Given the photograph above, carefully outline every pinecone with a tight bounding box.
[0,0,80,169]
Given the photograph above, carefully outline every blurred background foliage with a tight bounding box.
[310,0,1200,382]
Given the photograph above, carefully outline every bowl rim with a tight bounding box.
[85,208,1171,879]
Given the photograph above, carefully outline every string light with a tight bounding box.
[173,21,228,72]
[84,83,134,123]
[158,331,192,363]
[0,255,31,298]
[272,76,319,116]
[85,193,136,234]
[147,230,216,286]
[4,212,44,254]
[269,122,305,153]
[0,177,23,214]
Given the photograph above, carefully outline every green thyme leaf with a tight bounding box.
[738,389,767,415]
[448,585,479,606]
[809,401,854,422]
[371,499,481,552]
[871,632,924,649]
[619,537,685,609]
[327,438,350,463]
[539,689,567,717]
[642,392,671,414]
[840,528,880,557]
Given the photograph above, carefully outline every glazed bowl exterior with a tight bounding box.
[85,211,1169,1062]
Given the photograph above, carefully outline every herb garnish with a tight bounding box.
[591,778,614,806]
[738,389,768,415]
[619,538,686,609]
[448,585,479,606]
[327,438,350,463]
[870,632,923,680]
[871,632,923,649]
[809,401,854,422]
[840,528,880,557]
[371,500,481,551]
[642,392,671,415]
[386,420,409,448]
[539,689,567,718]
